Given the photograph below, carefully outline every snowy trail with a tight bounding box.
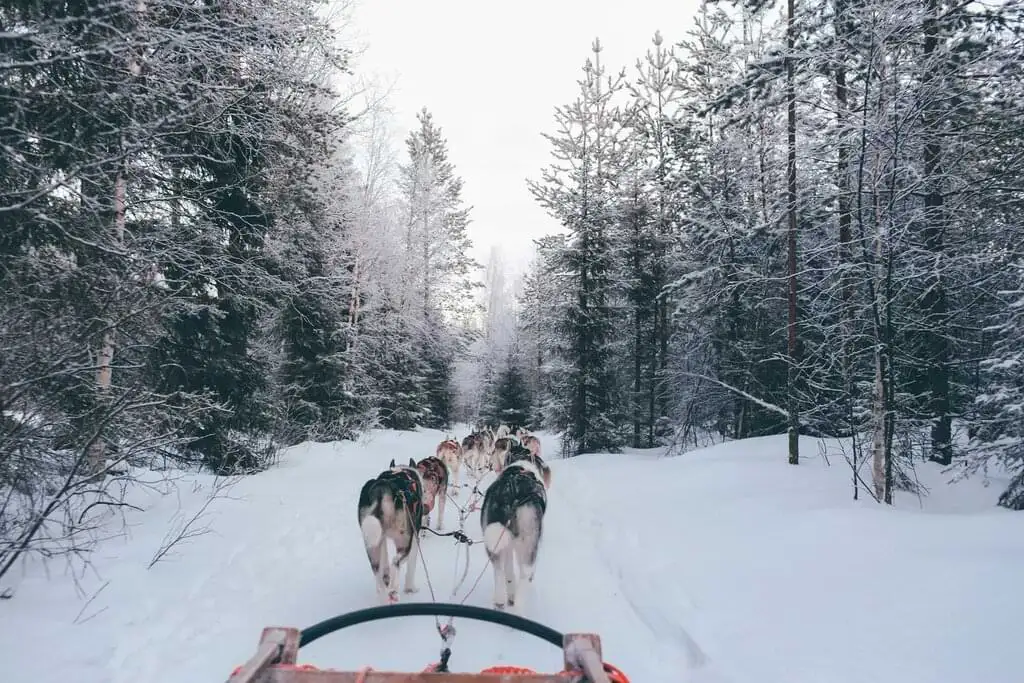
[277,429,697,682]
[1,428,696,683]
[5,428,1023,683]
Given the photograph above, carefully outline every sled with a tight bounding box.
[226,602,628,683]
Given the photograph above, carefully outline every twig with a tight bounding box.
[147,476,238,569]
[73,580,110,624]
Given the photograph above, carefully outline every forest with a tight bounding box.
[2,0,1023,581]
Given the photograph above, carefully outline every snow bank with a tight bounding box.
[557,435,1024,683]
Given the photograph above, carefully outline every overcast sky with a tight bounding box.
[345,0,702,276]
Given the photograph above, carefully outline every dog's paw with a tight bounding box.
[403,583,419,594]
[492,602,505,611]
[387,590,400,604]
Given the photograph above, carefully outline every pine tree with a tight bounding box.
[529,39,628,456]
[0,0,348,574]
[624,31,686,446]
[486,353,533,431]
[396,108,478,429]
[518,234,572,431]
[399,108,477,322]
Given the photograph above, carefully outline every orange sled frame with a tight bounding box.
[226,602,628,683]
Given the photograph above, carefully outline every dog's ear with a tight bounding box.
[389,458,396,468]
[409,457,416,467]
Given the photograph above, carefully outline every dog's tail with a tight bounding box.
[483,522,511,555]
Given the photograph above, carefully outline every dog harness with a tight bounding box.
[385,468,424,528]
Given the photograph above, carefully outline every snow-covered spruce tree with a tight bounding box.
[667,3,795,447]
[144,0,347,474]
[954,10,1024,507]
[456,246,517,424]
[971,261,1024,509]
[0,0,350,577]
[396,108,479,430]
[269,118,370,445]
[623,31,687,446]
[518,235,572,431]
[529,39,629,456]
[330,96,429,431]
[674,0,1024,504]
[0,0,164,578]
[483,349,534,431]
[703,0,805,465]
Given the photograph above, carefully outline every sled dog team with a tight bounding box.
[357,425,550,612]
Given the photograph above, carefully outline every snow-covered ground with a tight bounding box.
[2,429,1022,683]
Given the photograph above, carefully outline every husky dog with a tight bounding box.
[492,436,530,473]
[416,455,449,530]
[520,433,542,460]
[436,437,463,485]
[480,453,548,612]
[357,458,424,604]
[502,442,551,489]
[461,432,487,474]
[495,424,511,439]
[491,437,514,472]
[480,426,496,457]
[515,426,530,439]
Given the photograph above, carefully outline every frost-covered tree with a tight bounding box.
[456,246,517,422]
[399,108,477,321]
[394,108,479,429]
[622,32,687,446]
[0,0,351,577]
[529,39,629,456]
[970,260,1024,509]
[518,235,572,431]
[667,2,792,448]
[482,350,534,431]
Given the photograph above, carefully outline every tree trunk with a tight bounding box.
[785,0,800,465]
[87,167,126,475]
[348,257,361,327]
[871,344,887,502]
[648,317,658,447]
[834,0,858,496]
[921,0,952,465]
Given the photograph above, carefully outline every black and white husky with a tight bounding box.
[480,447,548,612]
[357,458,424,604]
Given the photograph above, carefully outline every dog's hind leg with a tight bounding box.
[511,537,539,614]
[372,541,394,605]
[452,459,461,489]
[503,546,518,607]
[400,533,420,594]
[436,485,447,531]
[489,550,508,610]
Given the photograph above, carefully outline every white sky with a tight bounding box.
[343,0,702,276]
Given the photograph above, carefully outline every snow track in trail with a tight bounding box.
[553,456,723,682]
